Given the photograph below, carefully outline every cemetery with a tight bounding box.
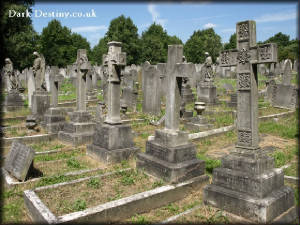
[0,2,299,224]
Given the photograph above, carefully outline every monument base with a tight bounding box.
[31,90,50,121]
[3,90,24,111]
[41,108,66,133]
[197,84,217,104]
[203,148,296,223]
[58,111,95,146]
[87,123,139,163]
[185,115,213,132]
[86,90,98,101]
[136,129,205,183]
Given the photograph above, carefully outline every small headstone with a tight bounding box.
[4,141,35,181]
[222,83,234,93]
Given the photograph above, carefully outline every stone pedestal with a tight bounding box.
[86,89,97,101]
[181,83,195,104]
[87,123,139,163]
[137,129,205,183]
[227,93,237,108]
[185,115,213,132]
[41,108,66,133]
[31,90,50,121]
[58,111,95,146]
[197,83,217,105]
[203,148,296,223]
[3,90,24,111]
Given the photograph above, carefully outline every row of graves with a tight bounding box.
[1,20,299,223]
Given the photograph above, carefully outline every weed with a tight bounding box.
[87,178,101,189]
[72,199,86,211]
[67,158,82,169]
[37,175,68,187]
[131,214,149,224]
[151,180,164,189]
[165,203,180,213]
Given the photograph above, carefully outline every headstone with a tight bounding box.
[45,66,51,91]
[41,66,66,133]
[94,101,106,123]
[222,83,234,93]
[227,92,237,107]
[121,66,138,110]
[58,49,96,146]
[142,61,161,115]
[27,67,35,108]
[203,20,296,223]
[137,45,205,183]
[282,59,293,85]
[293,59,298,73]
[4,141,35,181]
[157,63,167,98]
[196,53,218,105]
[87,41,139,163]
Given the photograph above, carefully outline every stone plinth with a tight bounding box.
[197,83,217,105]
[203,148,296,223]
[41,108,66,133]
[137,129,205,183]
[87,123,139,163]
[185,116,213,132]
[58,111,95,146]
[3,90,24,111]
[31,90,50,121]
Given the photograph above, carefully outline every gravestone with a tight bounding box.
[293,59,298,73]
[268,62,275,77]
[27,67,35,108]
[92,65,98,89]
[222,83,234,93]
[227,92,237,107]
[58,49,96,146]
[4,141,35,181]
[87,41,139,163]
[121,66,138,110]
[270,59,298,109]
[86,68,97,100]
[42,66,66,133]
[197,53,218,105]
[157,63,167,99]
[203,20,296,223]
[142,61,161,115]
[45,66,51,91]
[181,57,195,104]
[137,45,206,183]
[94,101,106,123]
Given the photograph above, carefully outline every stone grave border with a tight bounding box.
[3,133,57,145]
[2,165,105,187]
[24,168,209,223]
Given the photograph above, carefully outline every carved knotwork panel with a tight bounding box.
[238,130,252,145]
[237,48,251,65]
[221,51,230,65]
[238,22,249,40]
[258,45,271,61]
[238,73,251,89]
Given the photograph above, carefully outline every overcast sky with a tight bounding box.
[31,2,298,47]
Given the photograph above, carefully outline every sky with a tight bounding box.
[30,2,299,48]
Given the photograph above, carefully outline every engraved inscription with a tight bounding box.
[237,48,251,64]
[238,73,251,89]
[238,130,252,145]
[238,22,249,40]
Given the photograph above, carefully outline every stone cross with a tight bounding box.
[102,41,126,124]
[165,45,194,131]
[76,49,91,111]
[219,20,277,150]
[49,66,64,107]
[282,59,292,86]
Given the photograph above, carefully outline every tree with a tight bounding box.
[168,35,183,45]
[105,15,141,65]
[224,33,236,50]
[90,36,108,65]
[184,28,222,63]
[140,23,169,64]
[1,2,37,70]
[70,33,92,63]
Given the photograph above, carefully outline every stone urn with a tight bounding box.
[194,102,206,116]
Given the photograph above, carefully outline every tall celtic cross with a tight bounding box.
[76,49,91,111]
[165,45,194,131]
[220,20,277,149]
[102,41,126,124]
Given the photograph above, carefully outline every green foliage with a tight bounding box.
[39,19,91,67]
[105,15,141,65]
[131,214,149,224]
[66,158,82,169]
[197,154,221,173]
[140,23,183,64]
[90,37,108,65]
[72,199,86,211]
[37,175,68,187]
[184,28,222,63]
[224,33,236,50]
[151,180,164,189]
[87,178,101,189]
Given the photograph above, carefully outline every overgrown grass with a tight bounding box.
[34,149,84,162]
[58,78,76,102]
[197,153,221,174]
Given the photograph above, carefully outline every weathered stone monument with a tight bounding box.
[203,20,296,223]
[142,61,161,115]
[41,66,66,133]
[2,58,24,111]
[86,67,97,100]
[27,67,35,108]
[137,45,205,183]
[270,59,298,109]
[121,65,138,110]
[4,141,35,181]
[30,52,50,121]
[58,49,96,146]
[197,52,217,104]
[87,41,139,163]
